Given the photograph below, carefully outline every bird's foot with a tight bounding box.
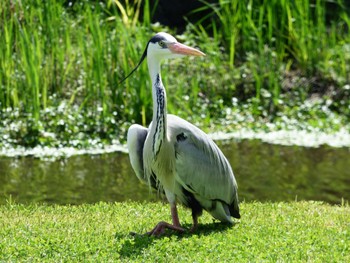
[189,224,198,233]
[189,214,198,233]
[146,221,185,236]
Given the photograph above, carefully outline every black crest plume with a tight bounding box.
[119,43,148,84]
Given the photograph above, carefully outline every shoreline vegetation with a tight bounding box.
[0,0,349,151]
[0,128,349,160]
[0,201,349,261]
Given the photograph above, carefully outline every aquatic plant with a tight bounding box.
[0,0,349,149]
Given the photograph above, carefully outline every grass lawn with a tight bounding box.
[0,201,349,262]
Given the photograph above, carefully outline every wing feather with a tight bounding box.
[167,115,238,205]
[127,124,148,183]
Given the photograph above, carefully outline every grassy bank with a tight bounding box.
[0,201,349,261]
[0,0,349,150]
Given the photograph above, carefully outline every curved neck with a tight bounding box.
[148,57,167,155]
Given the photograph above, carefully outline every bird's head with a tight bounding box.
[119,32,205,83]
[147,32,205,60]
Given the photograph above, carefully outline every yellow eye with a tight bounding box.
[158,40,166,48]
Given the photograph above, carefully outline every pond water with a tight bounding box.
[0,140,349,205]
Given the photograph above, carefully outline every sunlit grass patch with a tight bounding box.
[0,201,349,261]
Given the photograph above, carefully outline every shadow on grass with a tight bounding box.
[116,221,238,259]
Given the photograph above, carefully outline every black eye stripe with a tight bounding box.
[149,34,166,44]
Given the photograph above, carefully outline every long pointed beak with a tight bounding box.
[168,42,205,57]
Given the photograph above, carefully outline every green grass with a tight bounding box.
[0,0,349,149]
[0,201,349,261]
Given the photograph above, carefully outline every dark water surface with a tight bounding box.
[0,140,349,205]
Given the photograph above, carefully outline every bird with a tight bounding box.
[123,32,240,236]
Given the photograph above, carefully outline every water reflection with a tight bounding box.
[221,140,350,204]
[0,140,349,205]
[0,153,154,205]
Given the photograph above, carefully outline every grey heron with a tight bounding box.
[124,32,240,236]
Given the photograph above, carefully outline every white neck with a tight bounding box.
[147,56,167,155]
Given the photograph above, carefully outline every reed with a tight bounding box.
[0,0,153,123]
[0,0,349,148]
[195,0,349,111]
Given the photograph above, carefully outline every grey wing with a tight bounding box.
[127,124,148,183]
[168,115,240,218]
[127,124,159,190]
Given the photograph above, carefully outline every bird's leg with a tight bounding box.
[171,203,181,227]
[190,213,198,232]
[146,203,185,236]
